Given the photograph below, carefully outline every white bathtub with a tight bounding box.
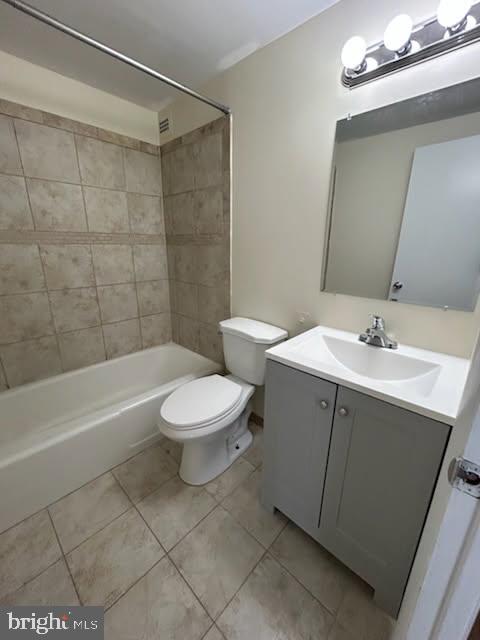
[0,343,221,533]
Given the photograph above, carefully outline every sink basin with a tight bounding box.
[323,335,440,382]
[265,324,470,424]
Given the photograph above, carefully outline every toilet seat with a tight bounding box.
[160,374,243,430]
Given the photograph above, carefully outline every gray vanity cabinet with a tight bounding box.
[263,360,450,617]
[262,360,337,540]
[319,386,450,616]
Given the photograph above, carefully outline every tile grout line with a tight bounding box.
[46,510,83,606]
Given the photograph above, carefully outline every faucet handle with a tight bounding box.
[369,314,385,330]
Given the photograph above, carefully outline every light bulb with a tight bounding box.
[438,0,472,29]
[341,36,367,71]
[384,14,413,53]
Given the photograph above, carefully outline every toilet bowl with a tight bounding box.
[157,317,288,485]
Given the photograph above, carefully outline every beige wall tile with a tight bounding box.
[0,175,33,230]
[0,362,7,391]
[14,120,80,183]
[58,326,105,371]
[0,244,45,295]
[199,323,224,363]
[83,187,129,233]
[175,281,198,318]
[0,337,61,387]
[27,178,87,232]
[42,113,98,138]
[198,284,228,325]
[193,134,223,189]
[133,244,168,281]
[197,245,228,286]
[177,315,199,352]
[92,244,134,285]
[172,245,198,283]
[49,288,100,333]
[40,245,95,290]
[76,136,125,189]
[141,313,172,348]
[161,145,195,196]
[0,292,53,344]
[0,100,44,124]
[97,283,138,323]
[137,280,170,316]
[195,188,224,235]
[0,115,22,174]
[127,193,164,234]
[164,192,195,235]
[124,148,162,195]
[97,128,140,150]
[103,319,141,359]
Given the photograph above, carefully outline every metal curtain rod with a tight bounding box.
[1,0,231,115]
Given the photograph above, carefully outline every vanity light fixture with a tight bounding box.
[341,0,480,88]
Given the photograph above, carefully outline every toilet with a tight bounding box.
[158,317,288,485]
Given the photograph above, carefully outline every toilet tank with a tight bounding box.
[219,318,288,385]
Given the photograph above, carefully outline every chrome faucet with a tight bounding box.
[359,315,398,350]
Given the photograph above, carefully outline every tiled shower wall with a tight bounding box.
[0,99,171,390]
[161,117,230,364]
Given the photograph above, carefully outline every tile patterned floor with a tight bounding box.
[0,422,394,640]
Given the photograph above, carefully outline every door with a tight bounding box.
[389,134,480,310]
[319,387,450,617]
[262,360,336,540]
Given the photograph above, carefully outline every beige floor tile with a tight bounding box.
[113,445,178,503]
[243,423,263,468]
[337,579,394,640]
[203,625,226,640]
[105,556,211,640]
[1,559,79,606]
[161,438,183,464]
[137,476,216,551]
[66,508,163,608]
[205,458,255,502]
[0,510,61,600]
[270,522,355,614]
[217,554,334,640]
[170,507,263,619]
[49,473,131,552]
[222,470,287,548]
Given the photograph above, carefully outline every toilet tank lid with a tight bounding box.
[219,317,288,345]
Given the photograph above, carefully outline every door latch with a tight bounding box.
[449,457,480,499]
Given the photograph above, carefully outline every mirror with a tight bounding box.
[322,78,480,311]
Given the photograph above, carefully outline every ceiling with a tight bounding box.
[0,0,340,111]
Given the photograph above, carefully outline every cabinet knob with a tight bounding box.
[320,400,329,410]
[338,407,349,417]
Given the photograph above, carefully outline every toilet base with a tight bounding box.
[179,405,253,486]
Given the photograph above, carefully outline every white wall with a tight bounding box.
[0,51,160,143]
[162,0,480,360]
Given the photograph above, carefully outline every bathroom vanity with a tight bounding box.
[262,325,470,618]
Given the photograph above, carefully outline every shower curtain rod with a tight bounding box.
[1,0,231,116]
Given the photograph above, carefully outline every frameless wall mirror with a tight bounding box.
[322,77,480,311]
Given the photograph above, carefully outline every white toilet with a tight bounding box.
[158,317,287,485]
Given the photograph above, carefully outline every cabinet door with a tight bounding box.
[319,386,450,617]
[262,360,337,540]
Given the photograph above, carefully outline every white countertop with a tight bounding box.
[266,325,470,425]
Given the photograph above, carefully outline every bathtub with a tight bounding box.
[0,343,221,533]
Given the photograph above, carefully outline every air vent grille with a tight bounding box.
[159,117,170,134]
